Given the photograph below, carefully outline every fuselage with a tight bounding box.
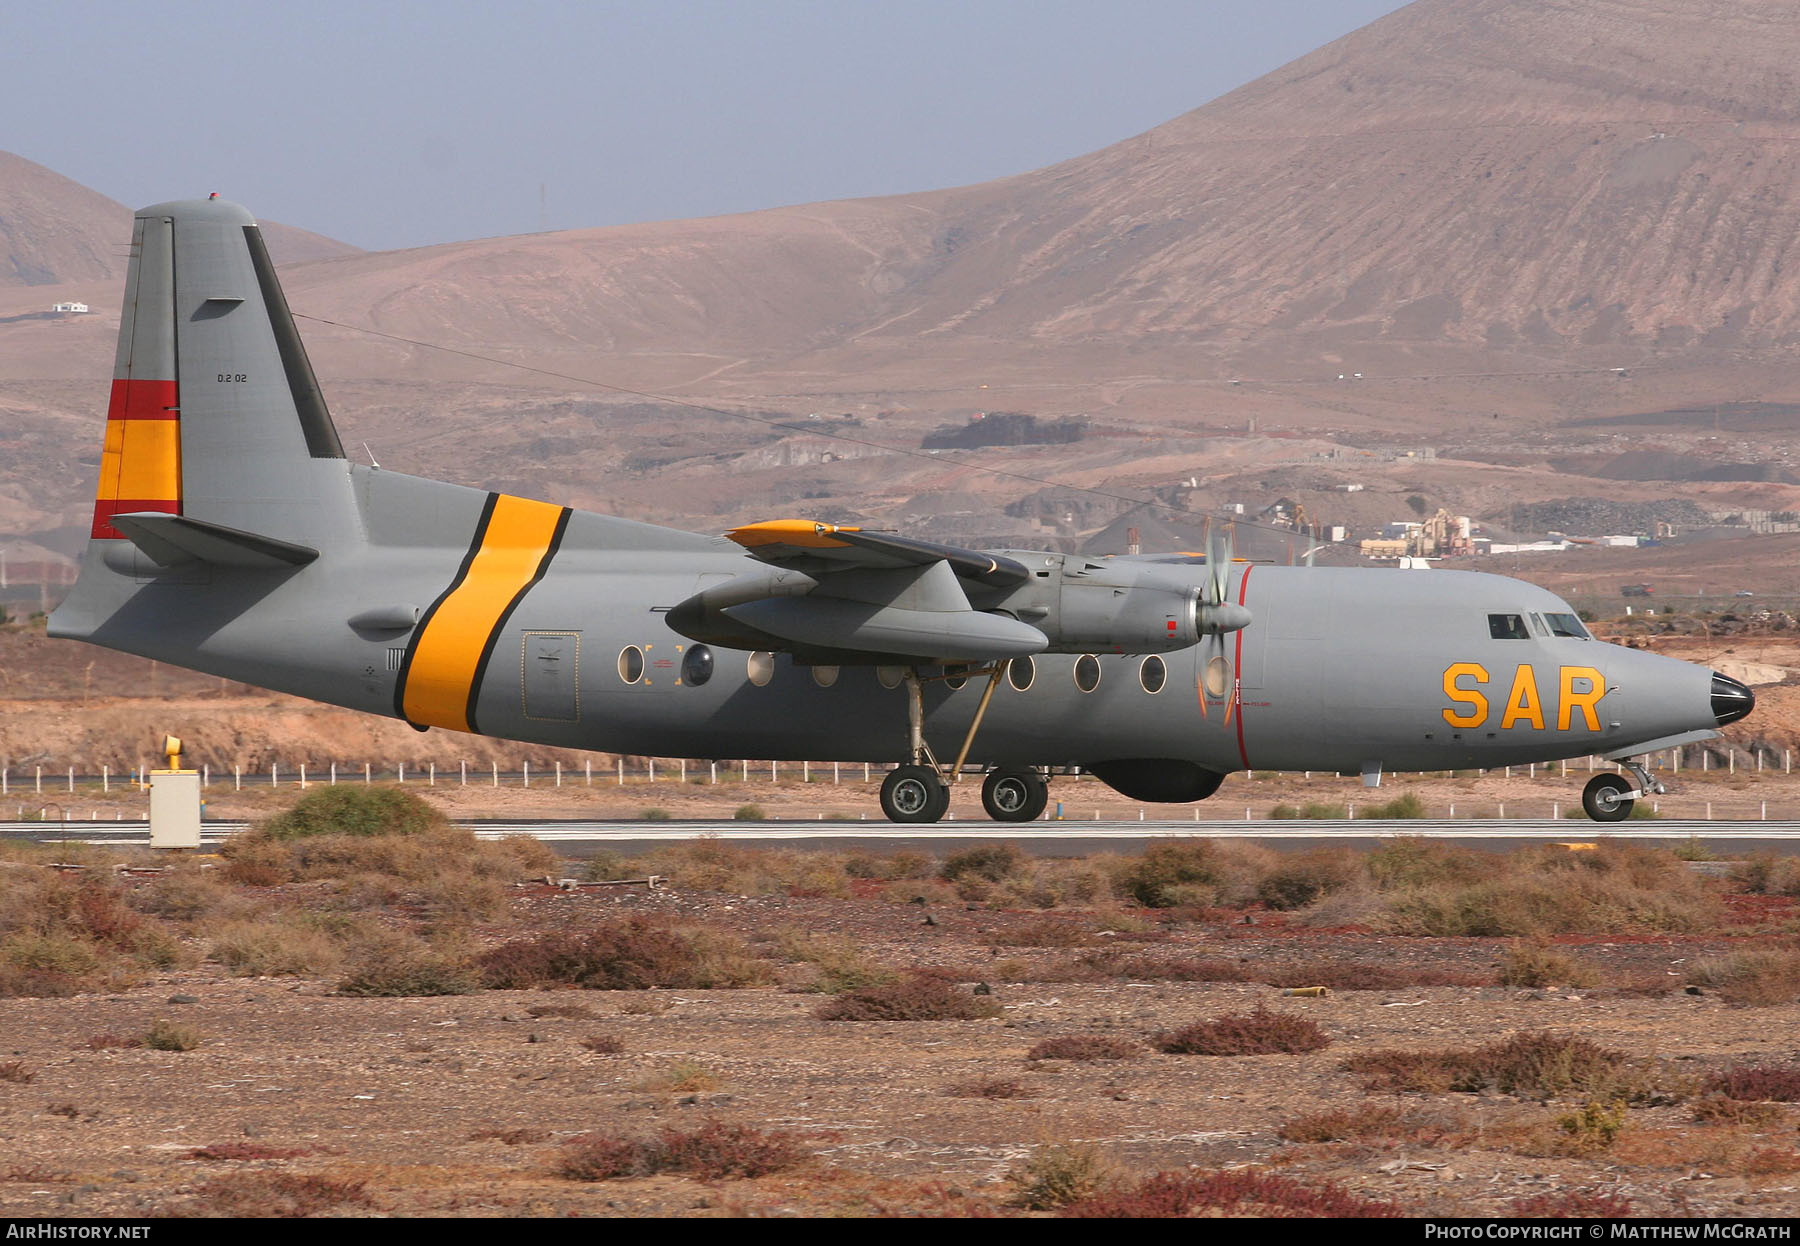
[52,459,1730,779]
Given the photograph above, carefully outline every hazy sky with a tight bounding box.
[5,1,1411,252]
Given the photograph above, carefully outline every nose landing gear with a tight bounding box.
[1581,757,1664,823]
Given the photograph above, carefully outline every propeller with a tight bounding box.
[1195,527,1252,722]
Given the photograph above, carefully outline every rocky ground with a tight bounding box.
[0,858,1799,1218]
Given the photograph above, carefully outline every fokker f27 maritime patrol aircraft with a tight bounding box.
[51,198,1756,823]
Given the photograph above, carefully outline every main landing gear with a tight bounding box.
[1580,757,1664,823]
[874,663,1049,825]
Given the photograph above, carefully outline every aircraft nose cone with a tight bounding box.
[1711,671,1755,727]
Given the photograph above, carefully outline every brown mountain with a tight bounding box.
[278,0,1800,387]
[9,0,1800,574]
[0,151,361,287]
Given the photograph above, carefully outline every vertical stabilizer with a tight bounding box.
[91,214,180,539]
[88,197,349,548]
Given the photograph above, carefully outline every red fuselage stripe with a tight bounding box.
[1234,564,1253,770]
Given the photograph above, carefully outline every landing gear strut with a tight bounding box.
[876,662,1041,824]
[1581,757,1663,823]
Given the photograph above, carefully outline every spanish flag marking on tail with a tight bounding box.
[91,378,181,539]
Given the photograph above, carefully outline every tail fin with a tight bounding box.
[90,196,346,547]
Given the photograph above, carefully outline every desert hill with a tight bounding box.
[5,0,1800,586]
[0,151,360,288]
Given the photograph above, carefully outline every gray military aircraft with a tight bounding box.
[50,198,1755,823]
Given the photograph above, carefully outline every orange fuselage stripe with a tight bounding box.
[402,494,568,732]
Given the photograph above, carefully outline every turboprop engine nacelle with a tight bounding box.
[977,554,1237,655]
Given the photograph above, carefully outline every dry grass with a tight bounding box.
[1005,1143,1118,1210]
[178,1172,373,1217]
[1687,947,1800,1004]
[1496,942,1604,989]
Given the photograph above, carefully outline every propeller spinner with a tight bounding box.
[1195,530,1252,721]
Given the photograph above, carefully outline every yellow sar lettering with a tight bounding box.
[1441,664,1604,731]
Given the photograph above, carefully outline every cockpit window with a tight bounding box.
[1488,613,1530,640]
[1544,612,1591,639]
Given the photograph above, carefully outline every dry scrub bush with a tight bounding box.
[816,972,1002,1021]
[1061,1167,1404,1218]
[222,786,557,904]
[1702,1065,1800,1101]
[1375,844,1720,937]
[143,1019,201,1051]
[559,1121,806,1181]
[527,1003,598,1019]
[579,1034,625,1054]
[1347,1032,1660,1103]
[181,1172,372,1217]
[759,929,897,993]
[335,928,481,997]
[1105,841,1277,909]
[1731,855,1800,897]
[208,916,344,978]
[0,1061,33,1083]
[0,873,186,996]
[1691,1096,1786,1126]
[1497,942,1603,989]
[945,1077,1031,1099]
[1155,1006,1330,1056]
[1027,1035,1140,1062]
[1005,1143,1117,1210]
[1277,1104,1463,1144]
[1255,849,1359,910]
[478,918,771,990]
[187,1143,313,1161]
[1688,947,1800,1005]
[637,1061,722,1094]
[1512,1191,1634,1218]
[599,840,850,898]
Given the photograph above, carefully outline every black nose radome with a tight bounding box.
[1711,672,1756,727]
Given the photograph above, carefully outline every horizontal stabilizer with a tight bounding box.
[723,596,1046,662]
[108,512,319,569]
[728,519,1029,588]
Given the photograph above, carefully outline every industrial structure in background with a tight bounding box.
[1359,509,1475,562]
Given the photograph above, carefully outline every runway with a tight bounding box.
[8,817,1800,857]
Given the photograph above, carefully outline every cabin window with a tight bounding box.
[617,645,645,684]
[1487,613,1530,640]
[682,645,714,687]
[1008,656,1036,692]
[1545,613,1591,639]
[876,665,905,689]
[747,651,776,687]
[1074,654,1102,693]
[943,663,970,691]
[811,664,839,688]
[1139,654,1166,694]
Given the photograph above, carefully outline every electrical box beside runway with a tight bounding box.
[149,771,202,849]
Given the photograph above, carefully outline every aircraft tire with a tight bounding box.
[1581,773,1635,823]
[881,765,950,823]
[982,767,1048,822]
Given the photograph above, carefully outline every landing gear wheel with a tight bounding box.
[1582,773,1635,823]
[982,767,1047,823]
[881,765,950,824]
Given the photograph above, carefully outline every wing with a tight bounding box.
[667,519,1046,663]
[726,519,1031,589]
